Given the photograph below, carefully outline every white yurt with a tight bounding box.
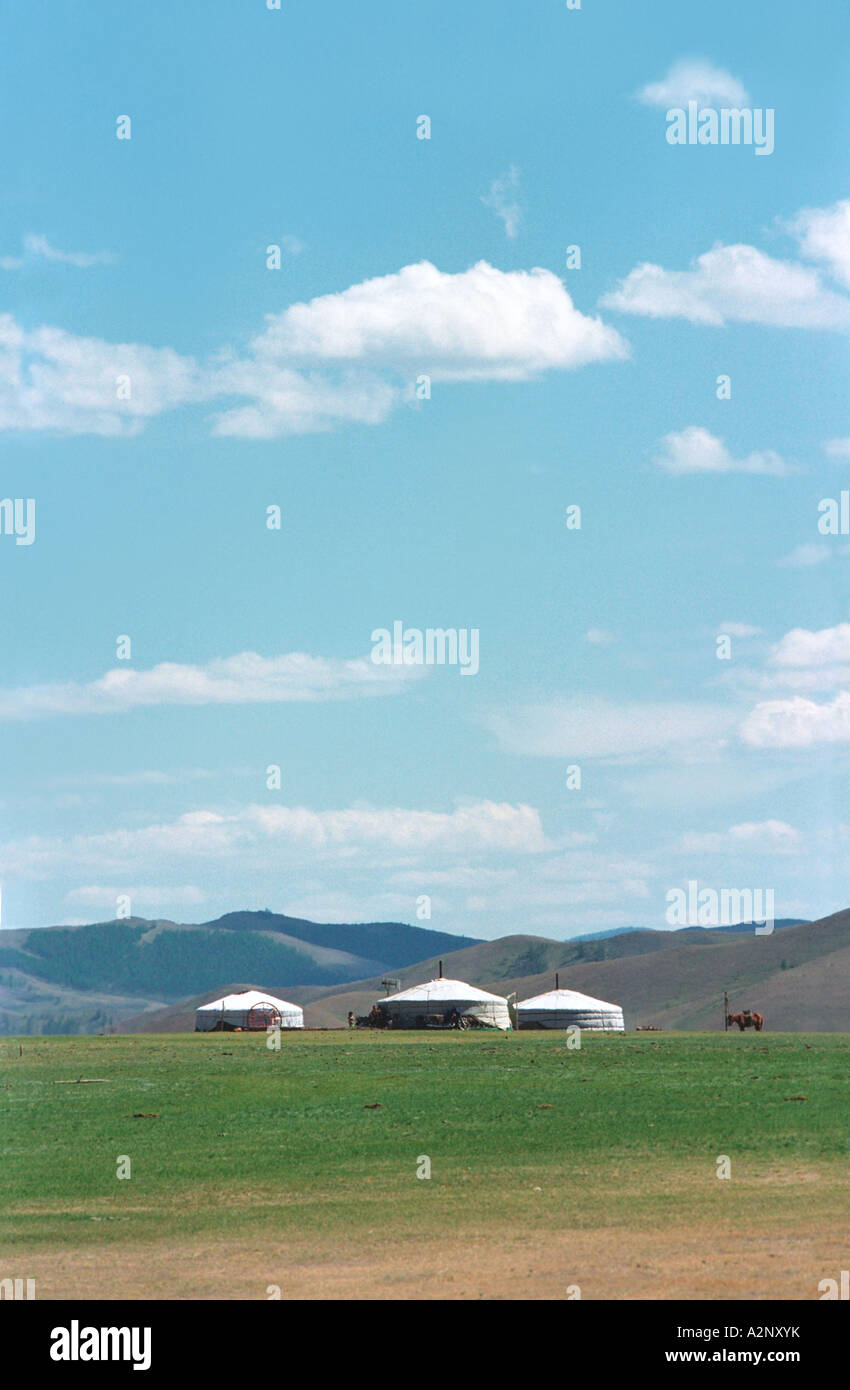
[376,973,511,1030]
[517,975,624,1031]
[195,989,304,1032]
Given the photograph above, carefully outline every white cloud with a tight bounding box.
[655,426,792,476]
[789,198,850,288]
[247,800,547,854]
[488,697,732,760]
[2,813,241,878]
[777,543,830,568]
[0,799,547,879]
[0,260,628,437]
[481,166,523,239]
[603,198,850,336]
[770,623,850,668]
[677,819,801,854]
[602,243,850,330]
[210,364,397,438]
[0,234,113,271]
[224,260,627,382]
[0,314,202,435]
[740,624,850,742]
[740,691,850,748]
[0,650,416,720]
[584,628,616,646]
[211,260,627,436]
[637,59,750,110]
[738,624,850,696]
[719,622,762,638]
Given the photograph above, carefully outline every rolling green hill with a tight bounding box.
[280,912,850,1032]
[120,909,850,1034]
[0,911,481,1035]
[5,907,848,1035]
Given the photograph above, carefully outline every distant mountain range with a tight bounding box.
[122,910,849,1035]
[2,907,844,1035]
[569,920,806,943]
[0,911,481,1034]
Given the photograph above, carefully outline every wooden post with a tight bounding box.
[555,972,560,990]
[723,991,728,1032]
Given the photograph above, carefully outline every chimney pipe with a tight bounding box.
[439,959,443,979]
[555,972,560,990]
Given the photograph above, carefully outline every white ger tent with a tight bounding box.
[376,975,511,1030]
[517,977,624,1032]
[195,989,304,1032]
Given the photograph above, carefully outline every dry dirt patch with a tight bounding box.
[15,1221,835,1301]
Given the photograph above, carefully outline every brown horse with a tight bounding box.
[727,1010,764,1032]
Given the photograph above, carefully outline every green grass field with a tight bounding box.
[1,1030,847,1300]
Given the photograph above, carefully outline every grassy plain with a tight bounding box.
[1,1030,846,1299]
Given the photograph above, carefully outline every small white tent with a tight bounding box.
[195,989,303,1032]
[517,983,624,1032]
[377,976,511,1030]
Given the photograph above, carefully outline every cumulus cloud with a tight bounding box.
[488,697,732,760]
[677,819,801,854]
[637,59,750,110]
[481,166,523,239]
[770,623,850,669]
[211,260,627,435]
[739,691,850,748]
[0,260,628,437]
[0,799,547,878]
[247,800,547,854]
[210,364,397,438]
[0,650,416,720]
[0,314,203,435]
[740,627,850,741]
[655,426,792,476]
[224,260,626,382]
[602,243,850,330]
[737,624,850,696]
[789,198,850,288]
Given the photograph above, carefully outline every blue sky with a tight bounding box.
[1,0,849,937]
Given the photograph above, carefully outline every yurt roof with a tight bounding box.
[381,977,508,1005]
[517,987,621,1011]
[196,990,301,1013]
